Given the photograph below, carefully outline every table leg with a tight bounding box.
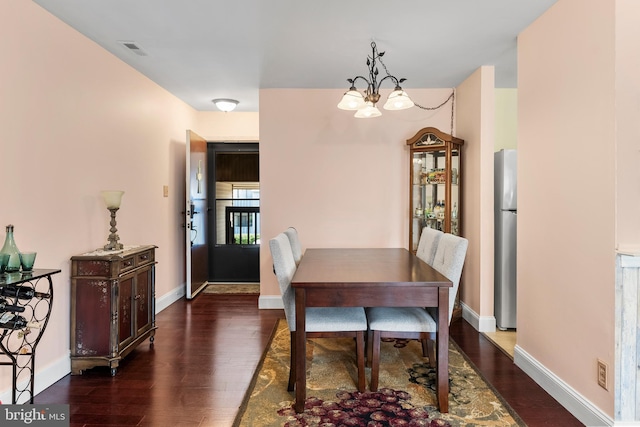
[294,288,306,413]
[437,286,449,413]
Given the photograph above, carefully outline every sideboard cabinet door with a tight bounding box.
[117,275,134,351]
[135,266,153,336]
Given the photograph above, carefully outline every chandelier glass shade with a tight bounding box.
[354,102,382,118]
[336,89,366,110]
[383,89,414,110]
[338,41,413,118]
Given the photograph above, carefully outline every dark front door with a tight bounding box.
[185,130,209,299]
[207,142,260,282]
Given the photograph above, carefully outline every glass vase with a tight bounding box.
[0,224,21,272]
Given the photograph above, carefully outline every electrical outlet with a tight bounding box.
[163,185,169,197]
[597,359,608,390]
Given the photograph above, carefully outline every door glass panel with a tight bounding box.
[215,183,260,245]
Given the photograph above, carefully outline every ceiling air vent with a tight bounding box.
[118,41,148,56]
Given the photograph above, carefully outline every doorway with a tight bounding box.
[206,142,260,282]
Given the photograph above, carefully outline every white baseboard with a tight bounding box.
[157,283,185,312]
[461,301,616,425]
[514,345,614,426]
[0,353,70,404]
[259,294,284,309]
[460,301,496,332]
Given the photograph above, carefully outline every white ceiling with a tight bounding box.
[32,0,557,112]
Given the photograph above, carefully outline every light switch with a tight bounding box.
[163,185,169,197]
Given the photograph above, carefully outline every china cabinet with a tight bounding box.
[407,127,464,252]
[70,245,157,375]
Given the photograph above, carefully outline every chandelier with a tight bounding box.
[337,41,414,118]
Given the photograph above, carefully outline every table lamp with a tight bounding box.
[101,190,124,250]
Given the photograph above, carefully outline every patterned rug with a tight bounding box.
[202,283,259,294]
[234,320,524,427]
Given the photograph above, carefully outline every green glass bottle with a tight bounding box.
[0,225,21,272]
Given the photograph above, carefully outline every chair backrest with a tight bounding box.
[416,227,443,266]
[269,233,297,330]
[431,233,469,324]
[284,227,302,266]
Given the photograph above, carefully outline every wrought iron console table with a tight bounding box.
[0,269,60,403]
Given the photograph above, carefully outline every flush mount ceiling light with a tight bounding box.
[212,98,239,112]
[338,41,414,118]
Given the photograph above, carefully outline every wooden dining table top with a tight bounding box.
[291,247,452,288]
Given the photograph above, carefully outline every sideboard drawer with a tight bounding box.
[136,250,154,266]
[120,256,136,272]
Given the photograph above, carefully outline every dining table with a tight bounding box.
[290,247,453,413]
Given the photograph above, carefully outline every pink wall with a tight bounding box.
[518,0,616,415]
[0,1,197,400]
[455,67,496,326]
[615,0,640,252]
[195,112,259,142]
[259,88,456,298]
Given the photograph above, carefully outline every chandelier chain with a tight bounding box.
[415,91,456,138]
[414,91,454,111]
[378,55,393,83]
[378,51,455,134]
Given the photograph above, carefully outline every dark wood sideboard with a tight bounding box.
[70,245,157,375]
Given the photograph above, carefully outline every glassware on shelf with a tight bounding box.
[0,253,9,274]
[19,252,37,272]
[0,225,21,273]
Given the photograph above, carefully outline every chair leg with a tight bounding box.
[426,334,436,368]
[356,331,366,392]
[366,329,373,368]
[370,330,381,391]
[421,338,428,357]
[288,331,295,391]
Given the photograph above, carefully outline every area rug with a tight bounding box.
[233,319,525,427]
[202,283,259,294]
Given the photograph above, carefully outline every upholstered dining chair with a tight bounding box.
[366,233,469,391]
[284,227,303,266]
[415,226,444,266]
[269,233,367,392]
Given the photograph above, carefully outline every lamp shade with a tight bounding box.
[101,190,124,209]
[212,98,239,112]
[337,90,366,110]
[383,89,414,110]
[354,102,382,118]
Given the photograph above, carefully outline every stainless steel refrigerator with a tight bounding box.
[494,149,517,330]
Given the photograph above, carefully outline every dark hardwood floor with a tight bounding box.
[35,294,583,426]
